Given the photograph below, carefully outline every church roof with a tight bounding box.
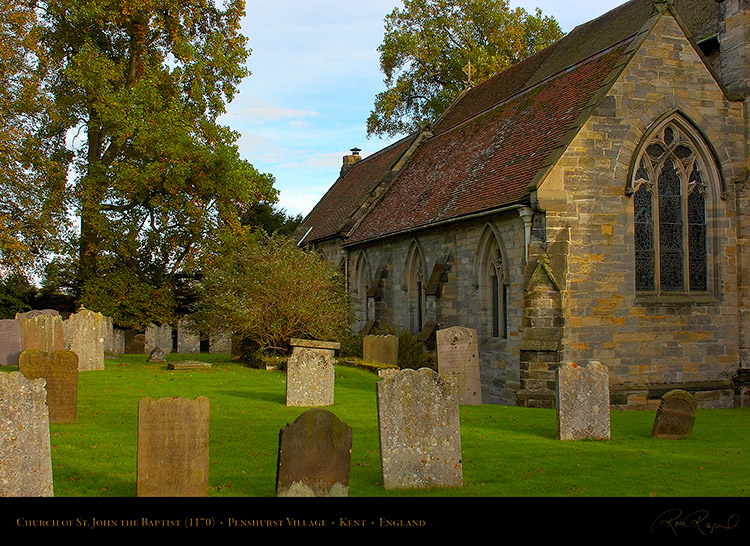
[300,0,722,246]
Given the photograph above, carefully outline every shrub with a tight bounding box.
[192,231,351,357]
[397,330,435,370]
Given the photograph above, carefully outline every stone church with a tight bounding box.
[296,0,750,409]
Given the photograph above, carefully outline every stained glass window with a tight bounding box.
[633,120,712,295]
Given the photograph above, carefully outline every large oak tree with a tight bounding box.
[367,0,564,138]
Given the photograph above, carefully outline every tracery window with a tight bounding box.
[476,224,508,340]
[632,119,715,294]
[405,241,426,334]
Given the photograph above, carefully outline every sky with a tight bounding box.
[221,0,629,218]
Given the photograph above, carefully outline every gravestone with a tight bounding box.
[145,323,172,354]
[112,329,125,356]
[167,360,215,370]
[124,330,145,354]
[66,309,105,371]
[177,319,200,354]
[147,346,167,363]
[275,409,352,497]
[286,339,340,407]
[209,330,232,354]
[0,372,54,496]
[102,316,114,354]
[20,313,66,353]
[436,326,481,405]
[363,334,398,366]
[18,349,79,424]
[651,389,698,439]
[0,319,23,366]
[136,396,210,497]
[556,361,611,440]
[377,367,463,489]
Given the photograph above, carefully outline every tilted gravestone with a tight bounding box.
[377,367,463,489]
[651,389,698,439]
[0,372,54,496]
[363,334,399,367]
[0,319,23,366]
[286,339,340,407]
[18,349,79,424]
[20,314,65,353]
[556,361,611,440]
[66,309,105,371]
[436,326,482,405]
[275,409,352,497]
[136,396,210,497]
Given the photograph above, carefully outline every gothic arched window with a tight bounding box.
[632,118,716,295]
[405,241,426,334]
[476,224,508,340]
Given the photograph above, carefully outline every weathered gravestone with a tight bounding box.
[209,330,232,354]
[66,309,105,371]
[275,409,352,497]
[18,349,79,424]
[651,389,698,439]
[124,330,145,354]
[147,347,167,363]
[167,360,215,370]
[177,318,200,354]
[436,326,481,405]
[136,396,210,497]
[363,334,399,367]
[377,367,463,489]
[556,361,611,440]
[286,339,340,407]
[112,328,125,356]
[145,323,172,355]
[20,314,65,353]
[0,319,22,366]
[0,372,54,496]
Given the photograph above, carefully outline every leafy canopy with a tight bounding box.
[367,0,563,138]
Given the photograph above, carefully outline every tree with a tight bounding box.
[240,202,303,237]
[33,0,276,323]
[192,230,351,357]
[0,0,71,278]
[367,0,564,138]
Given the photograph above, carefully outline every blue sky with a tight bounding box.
[221,0,628,217]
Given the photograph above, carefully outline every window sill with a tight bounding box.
[635,293,718,305]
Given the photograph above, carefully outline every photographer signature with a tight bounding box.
[651,508,739,536]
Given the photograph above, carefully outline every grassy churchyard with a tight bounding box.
[1,352,746,498]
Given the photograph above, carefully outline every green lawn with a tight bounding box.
[3,353,748,497]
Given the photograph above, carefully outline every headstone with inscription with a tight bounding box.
[363,334,399,367]
[286,339,340,407]
[556,361,611,440]
[0,371,54,496]
[377,367,463,489]
[436,326,481,405]
[0,319,23,366]
[20,314,66,353]
[66,309,105,371]
[136,396,210,497]
[275,409,352,497]
[18,349,79,424]
[651,389,698,439]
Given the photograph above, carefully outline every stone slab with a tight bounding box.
[651,389,698,439]
[377,367,462,489]
[18,349,79,423]
[21,314,65,353]
[136,396,210,497]
[286,342,337,407]
[66,309,105,371]
[556,361,611,440]
[363,334,399,367]
[167,360,215,370]
[436,326,482,405]
[275,409,352,497]
[0,319,22,366]
[0,371,54,496]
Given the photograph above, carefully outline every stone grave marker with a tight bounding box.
[377,367,463,489]
[209,330,232,354]
[18,349,79,424]
[0,319,22,366]
[177,318,200,354]
[286,338,340,407]
[136,396,210,497]
[66,309,105,371]
[651,389,698,439]
[147,346,167,363]
[436,326,481,405]
[556,361,611,440]
[112,328,125,356]
[145,323,173,354]
[167,360,215,370]
[275,408,352,497]
[0,371,54,496]
[20,314,65,353]
[363,334,399,366]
